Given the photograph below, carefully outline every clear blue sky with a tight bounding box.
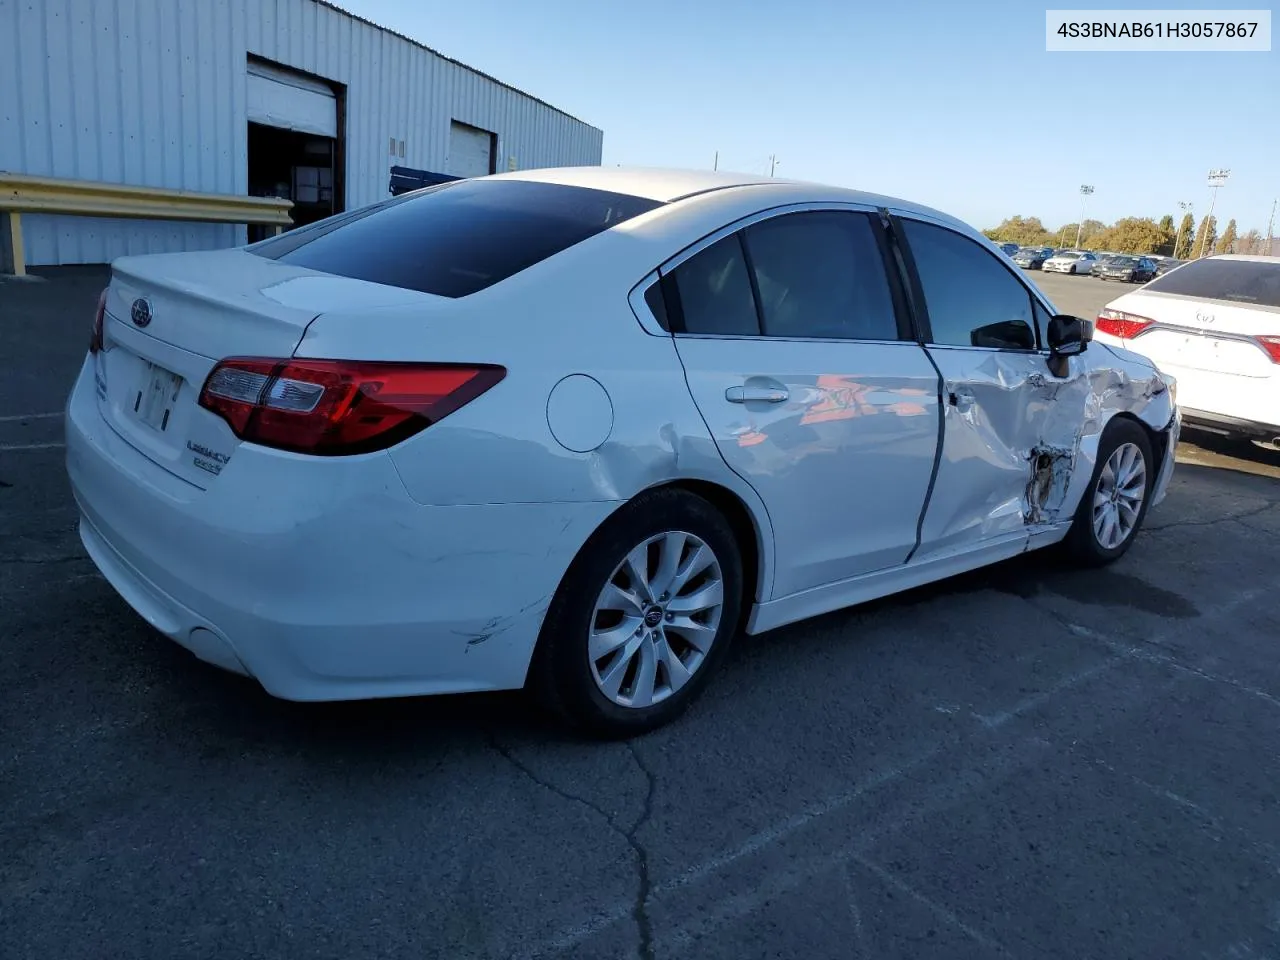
[340,0,1278,234]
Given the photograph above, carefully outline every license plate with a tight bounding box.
[132,362,183,432]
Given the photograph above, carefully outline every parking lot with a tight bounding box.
[3,265,1280,959]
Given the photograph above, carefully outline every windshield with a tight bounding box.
[248,179,663,298]
[1109,257,1137,266]
[1144,258,1280,308]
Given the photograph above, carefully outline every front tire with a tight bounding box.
[530,488,743,738]
[1063,419,1154,566]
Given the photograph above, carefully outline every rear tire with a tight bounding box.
[1063,419,1155,567]
[529,488,743,739]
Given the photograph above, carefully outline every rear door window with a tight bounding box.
[1144,258,1280,308]
[742,211,901,340]
[249,180,662,299]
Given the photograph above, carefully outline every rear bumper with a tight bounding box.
[1180,409,1280,440]
[65,357,617,701]
[1093,332,1280,435]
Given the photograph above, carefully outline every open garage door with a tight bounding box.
[447,121,496,178]
[247,60,337,137]
[246,57,343,239]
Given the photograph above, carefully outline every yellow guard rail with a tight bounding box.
[1,173,294,276]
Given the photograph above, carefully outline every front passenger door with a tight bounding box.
[897,216,1086,562]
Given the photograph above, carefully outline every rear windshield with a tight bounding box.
[1144,257,1280,308]
[248,179,663,298]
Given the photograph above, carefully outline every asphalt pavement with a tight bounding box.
[3,265,1280,960]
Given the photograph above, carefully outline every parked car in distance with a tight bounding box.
[64,167,1180,737]
[1096,256,1157,283]
[1154,257,1185,276]
[1096,254,1280,444]
[1090,255,1119,277]
[1043,250,1098,274]
[996,242,1021,257]
[1013,246,1054,269]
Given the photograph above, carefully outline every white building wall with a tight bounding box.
[0,0,604,266]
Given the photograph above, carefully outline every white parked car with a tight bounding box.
[65,168,1179,736]
[1043,250,1098,274]
[1095,254,1280,443]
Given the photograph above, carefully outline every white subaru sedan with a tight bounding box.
[65,168,1179,737]
[1095,255,1280,444]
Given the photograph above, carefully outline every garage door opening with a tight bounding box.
[245,57,344,241]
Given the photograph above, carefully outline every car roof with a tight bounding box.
[485,166,966,225]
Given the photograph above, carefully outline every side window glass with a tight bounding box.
[743,212,899,341]
[902,220,1036,350]
[1032,299,1053,350]
[643,282,669,330]
[667,234,759,336]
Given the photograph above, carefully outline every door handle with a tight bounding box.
[726,385,789,404]
[948,388,975,413]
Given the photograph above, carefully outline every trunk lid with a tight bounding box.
[96,248,431,489]
[1105,289,1280,378]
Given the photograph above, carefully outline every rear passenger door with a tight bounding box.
[648,206,942,600]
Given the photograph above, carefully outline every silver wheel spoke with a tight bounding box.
[670,544,716,595]
[667,579,723,615]
[628,640,658,708]
[623,545,655,603]
[655,631,693,693]
[666,614,716,653]
[597,635,644,700]
[598,582,645,616]
[1117,498,1140,526]
[650,532,687,598]
[590,618,643,661]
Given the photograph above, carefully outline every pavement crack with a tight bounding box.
[625,740,658,960]
[488,734,658,960]
[1147,501,1277,531]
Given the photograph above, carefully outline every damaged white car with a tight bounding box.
[65,168,1179,738]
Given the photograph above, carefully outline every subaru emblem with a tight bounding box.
[131,298,152,328]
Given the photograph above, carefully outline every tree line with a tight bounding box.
[983,213,1271,259]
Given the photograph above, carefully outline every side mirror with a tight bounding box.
[971,319,1036,351]
[1046,314,1091,377]
[1047,314,1092,356]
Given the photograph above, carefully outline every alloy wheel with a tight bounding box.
[588,531,724,709]
[1092,441,1147,550]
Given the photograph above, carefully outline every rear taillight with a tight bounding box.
[1096,308,1154,340]
[198,358,506,456]
[1258,337,1280,364]
[89,288,107,354]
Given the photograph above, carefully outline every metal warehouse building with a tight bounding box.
[0,0,604,266]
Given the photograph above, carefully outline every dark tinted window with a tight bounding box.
[902,220,1036,350]
[643,282,668,329]
[1144,258,1280,308]
[742,212,899,340]
[249,180,662,298]
[668,234,759,336]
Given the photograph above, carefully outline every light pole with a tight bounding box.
[769,154,780,177]
[1174,201,1192,258]
[1196,169,1230,258]
[1265,198,1276,256]
[1074,185,1094,249]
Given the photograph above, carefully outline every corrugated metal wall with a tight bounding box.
[0,0,604,266]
